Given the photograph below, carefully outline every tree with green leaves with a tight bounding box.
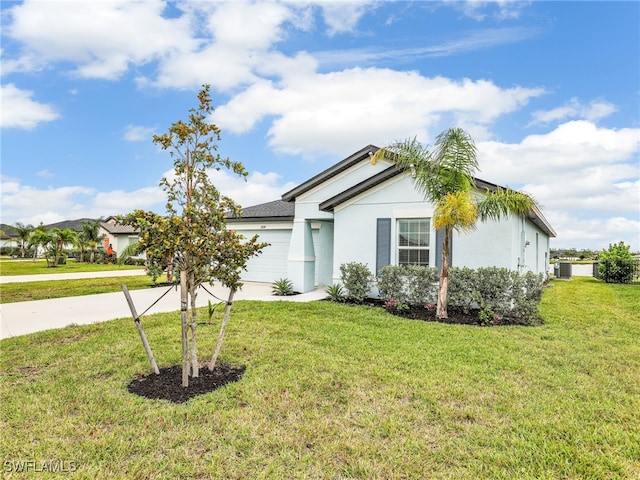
[120,85,266,387]
[598,241,638,284]
[13,222,34,258]
[49,228,78,266]
[28,226,54,266]
[373,128,538,319]
[79,218,104,263]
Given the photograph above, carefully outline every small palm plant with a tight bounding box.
[272,278,294,296]
[325,284,346,302]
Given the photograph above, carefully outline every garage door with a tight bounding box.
[239,229,291,283]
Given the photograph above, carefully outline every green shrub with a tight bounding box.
[478,306,496,326]
[377,265,405,302]
[340,262,374,302]
[447,267,477,314]
[448,267,545,325]
[377,265,437,305]
[272,278,294,296]
[598,241,638,284]
[404,265,438,305]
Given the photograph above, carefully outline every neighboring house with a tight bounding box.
[228,145,556,293]
[99,217,141,258]
[0,226,17,251]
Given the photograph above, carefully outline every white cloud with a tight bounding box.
[4,0,195,79]
[36,169,54,178]
[546,212,640,251]
[478,121,640,184]
[314,26,541,67]
[451,1,531,21]
[123,125,156,142]
[0,176,164,226]
[475,121,640,250]
[207,169,297,207]
[215,68,544,157]
[0,84,59,129]
[530,97,618,125]
[319,1,374,36]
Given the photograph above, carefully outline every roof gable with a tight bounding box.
[281,145,379,202]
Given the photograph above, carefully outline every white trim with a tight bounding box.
[227,222,293,231]
[288,255,316,262]
[296,159,381,202]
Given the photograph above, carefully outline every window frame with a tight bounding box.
[396,218,431,267]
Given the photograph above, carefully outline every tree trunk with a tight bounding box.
[436,227,450,319]
[209,289,236,371]
[189,273,199,378]
[180,270,189,387]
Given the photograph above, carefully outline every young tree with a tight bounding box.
[120,85,265,387]
[598,241,639,284]
[373,128,538,319]
[13,222,34,258]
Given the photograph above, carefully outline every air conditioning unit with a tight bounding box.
[554,261,572,280]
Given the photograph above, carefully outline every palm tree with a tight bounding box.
[28,228,54,266]
[81,218,104,263]
[13,222,34,258]
[373,128,537,319]
[50,228,78,266]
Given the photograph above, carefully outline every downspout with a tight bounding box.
[519,216,526,273]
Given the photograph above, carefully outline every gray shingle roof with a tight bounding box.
[230,200,294,221]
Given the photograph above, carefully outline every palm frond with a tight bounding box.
[433,191,478,233]
[477,187,536,222]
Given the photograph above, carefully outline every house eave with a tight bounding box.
[282,144,379,202]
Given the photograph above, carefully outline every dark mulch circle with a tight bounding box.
[127,363,245,404]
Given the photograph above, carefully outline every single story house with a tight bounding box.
[227,145,556,293]
[99,217,141,257]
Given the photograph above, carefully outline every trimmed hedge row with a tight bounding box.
[339,263,546,325]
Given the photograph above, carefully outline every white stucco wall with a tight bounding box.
[331,174,551,280]
[294,159,392,220]
[331,174,433,283]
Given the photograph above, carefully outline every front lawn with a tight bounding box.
[1,278,638,479]
[0,259,142,276]
[0,275,168,304]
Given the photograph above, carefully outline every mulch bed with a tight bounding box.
[127,363,245,404]
[341,298,530,326]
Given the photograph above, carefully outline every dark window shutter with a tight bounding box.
[376,218,391,274]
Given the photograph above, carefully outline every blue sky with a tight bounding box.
[1,0,639,251]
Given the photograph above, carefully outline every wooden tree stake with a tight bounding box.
[121,284,160,375]
[209,288,236,372]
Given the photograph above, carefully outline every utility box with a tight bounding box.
[593,262,600,279]
[554,261,572,279]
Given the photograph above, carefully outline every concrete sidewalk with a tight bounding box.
[0,279,327,340]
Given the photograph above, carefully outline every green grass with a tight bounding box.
[1,277,639,479]
[0,259,142,276]
[0,275,167,304]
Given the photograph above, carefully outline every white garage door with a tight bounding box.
[239,229,291,283]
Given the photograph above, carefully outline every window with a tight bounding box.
[397,219,430,266]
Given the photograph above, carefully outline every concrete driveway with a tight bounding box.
[0,271,326,339]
